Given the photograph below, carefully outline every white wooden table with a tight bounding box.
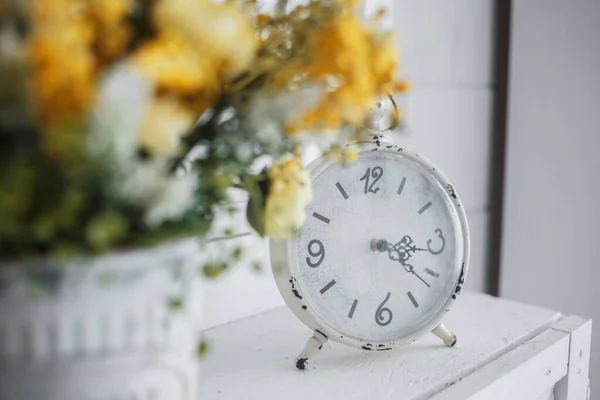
[198,293,591,400]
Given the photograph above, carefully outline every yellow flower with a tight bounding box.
[344,149,358,162]
[133,0,257,99]
[265,157,313,240]
[153,0,256,78]
[276,6,398,135]
[88,0,133,63]
[324,146,358,166]
[27,0,95,127]
[137,96,196,156]
[133,33,222,96]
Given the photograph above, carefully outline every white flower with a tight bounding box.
[88,63,153,168]
[245,87,321,143]
[88,63,198,227]
[115,158,198,227]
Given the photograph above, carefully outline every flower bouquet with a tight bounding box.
[0,0,405,398]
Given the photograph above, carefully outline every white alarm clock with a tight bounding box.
[270,136,470,370]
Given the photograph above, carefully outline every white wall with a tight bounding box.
[500,0,600,392]
[201,0,498,329]
[389,0,496,293]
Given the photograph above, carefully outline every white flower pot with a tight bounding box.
[0,238,203,400]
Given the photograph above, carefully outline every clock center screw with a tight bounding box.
[370,237,389,253]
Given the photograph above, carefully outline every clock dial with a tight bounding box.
[290,149,465,343]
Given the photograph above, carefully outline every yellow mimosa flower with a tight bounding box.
[265,157,313,240]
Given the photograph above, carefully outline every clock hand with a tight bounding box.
[371,238,431,288]
[404,263,431,288]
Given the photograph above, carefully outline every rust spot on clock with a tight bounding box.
[446,184,457,199]
[296,358,308,371]
[452,263,466,300]
[289,277,303,300]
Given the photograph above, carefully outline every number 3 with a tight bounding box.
[427,229,445,255]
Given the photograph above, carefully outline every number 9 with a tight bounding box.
[306,239,325,268]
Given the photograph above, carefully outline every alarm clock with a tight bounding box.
[269,137,470,370]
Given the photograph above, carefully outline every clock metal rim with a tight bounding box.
[270,138,470,351]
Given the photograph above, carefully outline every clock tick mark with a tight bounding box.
[335,182,349,200]
[320,280,337,294]
[348,299,358,318]
[312,212,330,224]
[424,268,440,278]
[407,291,419,308]
[397,177,407,196]
[418,201,433,214]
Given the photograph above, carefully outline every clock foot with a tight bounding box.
[432,323,457,347]
[295,330,328,371]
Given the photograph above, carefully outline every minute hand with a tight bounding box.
[404,263,430,288]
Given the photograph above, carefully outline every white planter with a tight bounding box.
[0,238,203,400]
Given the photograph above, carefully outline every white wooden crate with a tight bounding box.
[198,293,591,400]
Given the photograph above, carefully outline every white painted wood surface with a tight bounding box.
[554,316,593,400]
[198,293,591,399]
[432,329,569,400]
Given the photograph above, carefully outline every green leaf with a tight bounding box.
[196,338,210,358]
[244,173,268,237]
[231,247,243,262]
[202,262,228,279]
[98,271,116,287]
[85,211,129,252]
[168,297,184,310]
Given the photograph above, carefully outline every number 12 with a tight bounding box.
[360,166,384,194]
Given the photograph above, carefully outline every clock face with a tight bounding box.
[289,148,467,343]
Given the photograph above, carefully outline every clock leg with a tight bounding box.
[295,330,328,371]
[432,323,457,347]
